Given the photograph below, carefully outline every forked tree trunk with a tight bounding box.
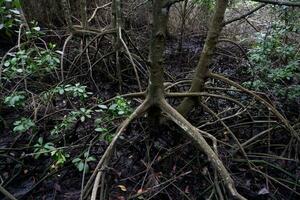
[85,1,246,199]
[176,0,228,116]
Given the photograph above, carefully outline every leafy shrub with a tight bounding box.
[244,22,300,102]
[108,96,132,116]
[13,117,35,133]
[0,0,21,37]
[4,91,26,107]
[3,43,60,79]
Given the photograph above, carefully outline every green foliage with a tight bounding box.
[25,21,44,39]
[33,137,69,166]
[56,83,92,99]
[193,0,215,10]
[51,149,69,166]
[108,96,132,116]
[3,43,60,79]
[51,107,93,135]
[93,97,132,143]
[71,107,93,122]
[0,0,21,37]
[33,137,55,159]
[72,152,96,173]
[4,91,26,107]
[13,117,35,133]
[244,21,300,101]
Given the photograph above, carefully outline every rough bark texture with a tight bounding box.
[147,0,169,132]
[176,0,229,116]
[148,0,169,103]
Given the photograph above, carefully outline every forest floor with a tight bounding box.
[0,33,299,200]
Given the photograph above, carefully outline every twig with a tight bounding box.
[88,2,112,22]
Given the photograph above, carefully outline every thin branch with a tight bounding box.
[224,4,267,26]
[119,27,143,92]
[166,92,245,108]
[209,72,300,142]
[88,2,112,22]
[250,0,300,7]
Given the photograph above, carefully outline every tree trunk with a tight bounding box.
[20,0,87,27]
[147,0,169,132]
[20,0,65,27]
[176,0,228,116]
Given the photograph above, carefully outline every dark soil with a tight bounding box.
[0,34,299,200]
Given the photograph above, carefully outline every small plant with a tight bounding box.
[35,43,60,72]
[3,50,30,78]
[51,108,93,135]
[33,137,55,159]
[72,151,96,173]
[51,113,77,135]
[109,96,132,116]
[4,91,26,108]
[33,137,69,166]
[13,117,35,133]
[53,83,92,100]
[25,21,44,38]
[94,118,114,143]
[3,44,60,79]
[71,108,93,122]
[51,149,69,166]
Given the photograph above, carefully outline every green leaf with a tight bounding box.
[78,161,84,171]
[72,158,81,163]
[95,127,107,133]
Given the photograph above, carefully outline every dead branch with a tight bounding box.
[224,4,267,26]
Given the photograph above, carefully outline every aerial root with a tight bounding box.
[83,101,150,200]
[0,185,17,200]
[159,99,247,200]
[209,72,300,142]
[83,97,247,200]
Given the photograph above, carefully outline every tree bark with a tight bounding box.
[176,0,229,116]
[147,0,170,132]
[20,0,65,27]
[20,0,88,27]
